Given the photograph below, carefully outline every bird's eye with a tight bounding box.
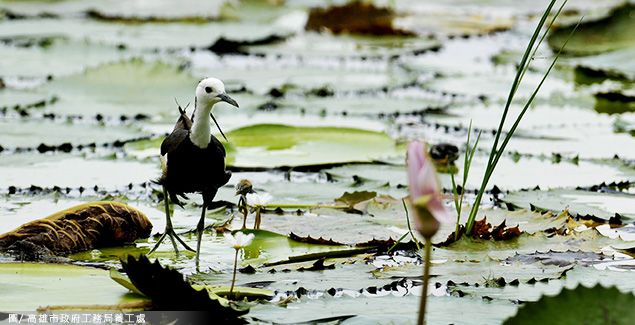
[205,87,213,93]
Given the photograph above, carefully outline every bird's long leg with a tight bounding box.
[195,203,207,270]
[241,209,248,229]
[254,208,261,230]
[149,185,194,255]
[239,196,248,229]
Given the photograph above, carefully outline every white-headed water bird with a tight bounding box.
[150,77,238,269]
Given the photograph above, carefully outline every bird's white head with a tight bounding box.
[195,77,239,110]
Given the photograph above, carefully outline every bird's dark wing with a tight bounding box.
[161,128,189,156]
[209,134,226,158]
[174,107,192,131]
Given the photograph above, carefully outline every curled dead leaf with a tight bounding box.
[436,217,522,246]
[0,201,152,258]
[305,1,413,36]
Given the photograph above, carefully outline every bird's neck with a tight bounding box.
[190,103,214,149]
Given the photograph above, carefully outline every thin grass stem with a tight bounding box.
[465,0,567,234]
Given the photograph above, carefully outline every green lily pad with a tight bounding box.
[190,56,415,95]
[504,284,635,325]
[0,262,148,311]
[0,0,226,19]
[244,32,441,58]
[249,292,517,325]
[571,47,635,81]
[225,124,399,168]
[238,229,361,266]
[424,70,573,102]
[126,124,400,168]
[41,59,195,119]
[547,3,635,55]
[278,92,451,116]
[374,255,570,285]
[0,38,131,79]
[0,18,292,50]
[0,119,144,149]
[564,264,635,291]
[0,154,159,189]
[503,188,635,221]
[430,103,635,159]
[0,88,51,110]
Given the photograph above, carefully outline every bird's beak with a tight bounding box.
[217,93,239,108]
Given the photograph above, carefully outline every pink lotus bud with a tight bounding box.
[407,141,453,238]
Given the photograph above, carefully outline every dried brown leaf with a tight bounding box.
[0,201,152,258]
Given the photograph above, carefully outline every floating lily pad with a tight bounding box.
[564,264,635,291]
[430,103,635,159]
[226,124,399,168]
[244,32,441,58]
[375,255,570,285]
[0,154,159,189]
[400,33,516,76]
[0,18,293,50]
[437,154,629,191]
[547,3,635,55]
[505,284,635,325]
[0,119,144,149]
[127,124,400,168]
[189,52,415,95]
[41,59,195,119]
[279,92,451,116]
[437,228,617,262]
[0,38,131,79]
[503,188,635,221]
[392,0,622,36]
[249,291,517,324]
[0,0,226,19]
[570,47,635,81]
[0,88,51,111]
[0,262,148,311]
[424,70,573,102]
